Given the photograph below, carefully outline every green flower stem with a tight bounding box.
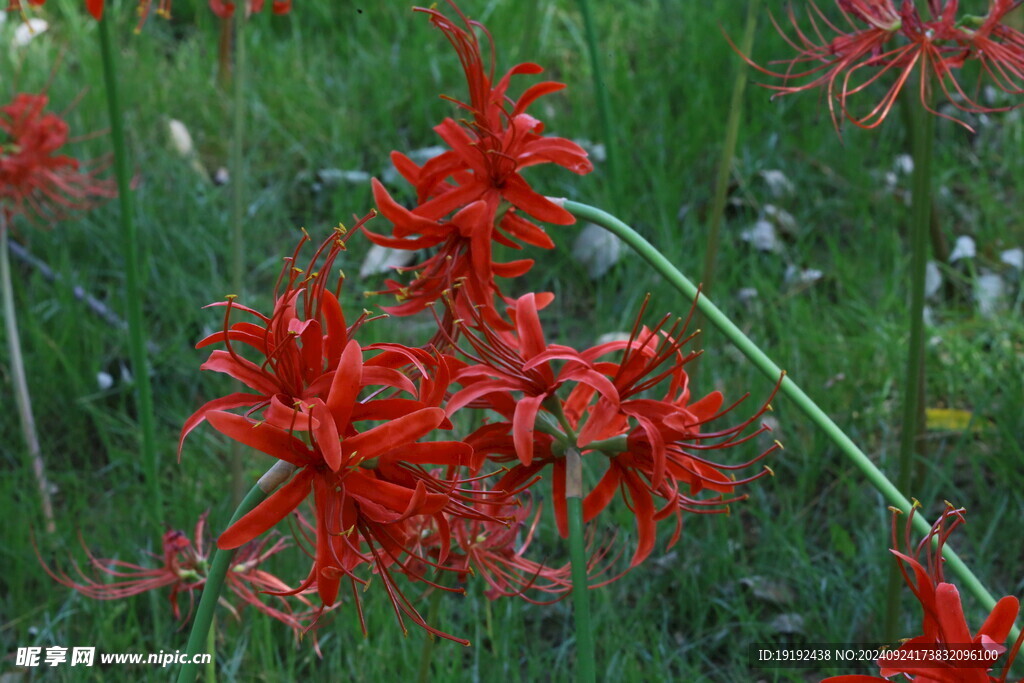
[886,85,935,642]
[896,92,933,507]
[97,14,162,528]
[205,618,216,683]
[566,446,596,683]
[701,0,758,300]
[415,581,445,683]
[228,5,248,506]
[575,0,619,208]
[1,214,56,534]
[176,462,294,683]
[561,199,1019,641]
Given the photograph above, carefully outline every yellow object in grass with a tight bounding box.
[925,408,988,433]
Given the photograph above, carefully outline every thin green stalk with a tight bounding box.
[886,86,935,642]
[575,0,619,210]
[176,461,294,683]
[1,215,56,533]
[97,14,162,527]
[415,582,445,683]
[561,199,1019,642]
[205,618,216,683]
[701,0,758,300]
[228,7,248,506]
[896,92,933,508]
[566,447,596,683]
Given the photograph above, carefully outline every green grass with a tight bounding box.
[2,1,1023,681]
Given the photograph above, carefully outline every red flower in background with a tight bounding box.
[208,0,292,18]
[1,93,117,226]
[824,503,1024,683]
[37,514,317,636]
[412,487,577,603]
[6,0,291,24]
[368,1,592,323]
[739,0,1024,131]
[5,0,168,22]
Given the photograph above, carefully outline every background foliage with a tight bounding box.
[2,1,1022,680]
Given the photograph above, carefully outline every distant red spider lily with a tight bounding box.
[6,0,291,26]
[208,0,292,18]
[1,93,117,227]
[5,0,168,24]
[824,502,1024,683]
[368,1,592,322]
[37,514,317,635]
[738,0,1024,131]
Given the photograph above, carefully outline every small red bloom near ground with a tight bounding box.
[824,502,1024,683]
[368,0,592,324]
[738,0,1024,131]
[37,514,317,636]
[1,93,117,227]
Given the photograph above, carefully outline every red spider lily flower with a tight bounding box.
[37,514,317,635]
[208,0,292,18]
[738,0,1024,131]
[368,1,591,317]
[8,0,290,27]
[177,215,379,457]
[824,502,1024,683]
[411,485,576,603]
[6,0,169,24]
[6,0,46,12]
[1,93,117,227]
[564,313,780,566]
[447,292,620,468]
[180,223,503,644]
[460,296,780,569]
[363,195,533,327]
[204,346,478,643]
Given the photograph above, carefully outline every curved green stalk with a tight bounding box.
[176,481,270,683]
[1,215,56,533]
[566,447,596,683]
[97,14,162,527]
[562,199,1018,641]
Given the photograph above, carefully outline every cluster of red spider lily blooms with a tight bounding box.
[740,0,1024,131]
[168,2,781,643]
[0,93,117,227]
[824,504,1024,683]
